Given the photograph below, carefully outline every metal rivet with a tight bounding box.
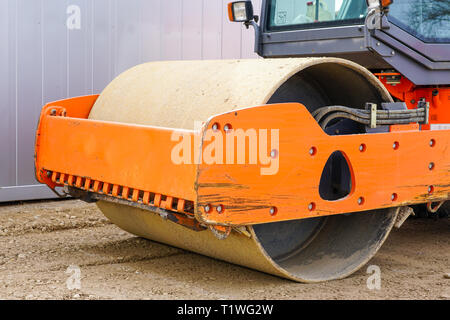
[204,205,211,213]
[216,205,224,213]
[212,123,219,131]
[358,197,365,205]
[270,149,278,158]
[50,109,57,115]
[224,124,232,132]
[359,144,366,152]
[309,147,317,156]
[46,171,52,178]
[429,139,435,147]
[308,203,315,211]
[428,186,434,194]
[269,207,277,216]
[391,193,398,201]
[429,162,435,170]
[393,141,399,150]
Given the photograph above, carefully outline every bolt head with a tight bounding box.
[269,207,276,215]
[270,149,278,158]
[216,205,223,213]
[212,123,219,131]
[50,109,57,115]
[204,205,211,213]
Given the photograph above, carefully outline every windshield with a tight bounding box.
[388,0,450,43]
[267,0,367,30]
[267,0,450,43]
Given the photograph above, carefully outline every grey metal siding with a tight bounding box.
[0,0,261,202]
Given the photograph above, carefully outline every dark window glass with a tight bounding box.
[388,0,450,43]
[267,0,367,31]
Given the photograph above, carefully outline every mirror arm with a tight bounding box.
[245,20,262,54]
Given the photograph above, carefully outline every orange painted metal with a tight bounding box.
[381,0,393,8]
[227,2,235,22]
[195,103,450,226]
[35,95,99,190]
[35,97,450,227]
[35,96,197,217]
[37,115,196,200]
[375,73,450,129]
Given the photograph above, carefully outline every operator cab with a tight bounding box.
[229,0,450,85]
[268,0,449,44]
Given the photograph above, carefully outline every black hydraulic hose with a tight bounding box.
[312,106,365,119]
[313,106,424,123]
[319,112,425,129]
[319,112,370,129]
[313,105,426,117]
[377,117,425,125]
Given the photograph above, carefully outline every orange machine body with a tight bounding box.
[376,73,450,129]
[35,95,450,228]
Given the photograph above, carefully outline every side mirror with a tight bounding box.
[228,1,255,23]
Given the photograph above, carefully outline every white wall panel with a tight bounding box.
[182,0,203,60]
[67,0,93,97]
[115,0,141,74]
[202,0,223,59]
[16,0,42,185]
[221,0,242,59]
[141,0,162,62]
[42,0,68,103]
[0,0,263,201]
[93,0,112,93]
[161,0,183,60]
[0,0,16,187]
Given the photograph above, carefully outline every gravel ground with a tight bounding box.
[0,199,448,300]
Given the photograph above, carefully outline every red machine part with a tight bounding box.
[375,73,450,129]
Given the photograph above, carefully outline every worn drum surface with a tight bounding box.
[90,58,398,282]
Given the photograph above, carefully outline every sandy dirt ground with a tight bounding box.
[0,199,448,300]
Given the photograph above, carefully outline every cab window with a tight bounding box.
[389,0,450,43]
[267,0,367,31]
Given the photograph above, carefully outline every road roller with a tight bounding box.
[34,0,450,282]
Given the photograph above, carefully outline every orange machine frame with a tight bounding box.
[375,72,450,129]
[35,95,450,228]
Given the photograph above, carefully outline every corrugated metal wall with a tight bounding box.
[0,0,262,202]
